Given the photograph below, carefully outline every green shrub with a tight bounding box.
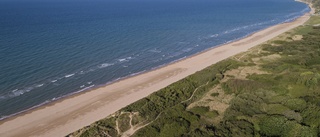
[189,106,210,115]
[215,120,255,137]
[301,104,320,128]
[118,113,131,132]
[222,79,266,95]
[265,104,290,115]
[159,119,189,137]
[132,126,160,137]
[283,98,307,112]
[259,116,287,136]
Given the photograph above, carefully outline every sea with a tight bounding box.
[0,0,309,120]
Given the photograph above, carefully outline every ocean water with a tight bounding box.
[0,0,309,120]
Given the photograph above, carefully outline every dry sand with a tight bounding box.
[0,4,313,137]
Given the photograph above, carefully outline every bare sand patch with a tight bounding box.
[292,35,303,41]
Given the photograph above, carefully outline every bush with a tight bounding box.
[259,116,287,136]
[222,79,266,95]
[211,93,219,97]
[283,98,307,112]
[215,120,255,137]
[189,106,210,115]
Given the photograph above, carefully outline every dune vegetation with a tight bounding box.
[69,3,320,137]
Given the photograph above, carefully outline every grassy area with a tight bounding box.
[69,4,320,137]
[313,0,320,13]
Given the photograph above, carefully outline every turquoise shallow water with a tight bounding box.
[0,0,309,119]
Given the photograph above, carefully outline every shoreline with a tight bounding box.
[0,2,314,137]
[0,9,308,122]
[0,16,301,122]
[0,16,303,122]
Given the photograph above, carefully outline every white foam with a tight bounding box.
[65,74,75,78]
[221,20,273,35]
[80,85,85,88]
[51,80,57,83]
[117,57,133,62]
[183,48,193,52]
[87,81,92,84]
[35,84,44,88]
[118,58,126,62]
[1,82,51,100]
[98,63,114,68]
[78,85,95,92]
[9,89,30,97]
[210,34,217,37]
[286,7,308,18]
[210,34,219,38]
[88,69,95,72]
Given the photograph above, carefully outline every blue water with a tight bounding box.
[0,0,309,120]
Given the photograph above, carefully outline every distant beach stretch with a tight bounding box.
[0,1,313,136]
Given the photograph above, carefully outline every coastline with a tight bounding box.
[0,2,314,137]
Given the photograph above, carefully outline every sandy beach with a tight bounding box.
[0,3,314,137]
